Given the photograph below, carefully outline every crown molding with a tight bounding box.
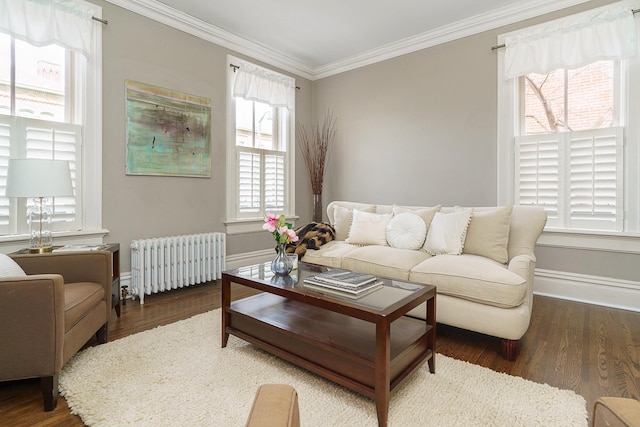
[105,0,591,81]
[313,0,591,79]
[103,0,315,80]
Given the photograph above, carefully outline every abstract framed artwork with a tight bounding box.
[125,80,212,177]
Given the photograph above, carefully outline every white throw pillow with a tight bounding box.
[332,205,375,241]
[386,212,427,250]
[346,210,392,246]
[423,209,472,255]
[0,253,27,277]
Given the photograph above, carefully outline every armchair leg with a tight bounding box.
[96,323,108,344]
[41,375,59,411]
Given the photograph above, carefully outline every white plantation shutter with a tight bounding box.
[0,116,11,234]
[238,149,260,214]
[515,127,623,231]
[515,133,560,226]
[265,152,284,211]
[0,116,81,234]
[23,119,81,231]
[237,147,285,215]
[568,128,623,231]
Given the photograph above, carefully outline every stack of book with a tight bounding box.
[303,269,383,299]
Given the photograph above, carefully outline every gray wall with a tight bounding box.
[96,0,312,271]
[310,0,639,283]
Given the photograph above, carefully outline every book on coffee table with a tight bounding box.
[303,276,383,299]
[313,269,377,288]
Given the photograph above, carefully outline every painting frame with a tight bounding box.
[125,79,212,178]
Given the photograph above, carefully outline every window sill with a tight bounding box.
[225,216,299,235]
[537,229,640,254]
[0,229,110,253]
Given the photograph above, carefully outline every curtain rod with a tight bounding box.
[490,8,640,51]
[92,16,108,25]
[229,63,300,90]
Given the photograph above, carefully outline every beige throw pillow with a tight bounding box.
[346,209,393,246]
[333,205,375,241]
[392,205,441,231]
[463,206,513,264]
[423,209,472,255]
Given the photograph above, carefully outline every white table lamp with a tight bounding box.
[5,159,74,253]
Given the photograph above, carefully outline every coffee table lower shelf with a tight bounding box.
[224,293,434,420]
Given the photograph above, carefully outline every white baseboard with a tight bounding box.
[121,253,640,313]
[225,249,273,270]
[534,268,640,312]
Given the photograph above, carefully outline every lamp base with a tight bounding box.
[29,246,53,254]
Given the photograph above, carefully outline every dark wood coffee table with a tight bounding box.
[222,262,436,427]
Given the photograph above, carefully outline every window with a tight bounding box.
[235,98,286,214]
[497,3,640,237]
[515,61,624,231]
[226,56,295,232]
[0,0,103,242]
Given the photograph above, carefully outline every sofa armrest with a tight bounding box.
[508,253,537,308]
[508,253,536,281]
[0,275,65,380]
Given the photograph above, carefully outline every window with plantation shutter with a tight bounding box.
[0,2,103,243]
[498,4,640,239]
[226,55,295,228]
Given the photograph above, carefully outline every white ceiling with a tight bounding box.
[115,0,591,79]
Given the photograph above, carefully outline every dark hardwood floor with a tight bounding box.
[1,281,638,426]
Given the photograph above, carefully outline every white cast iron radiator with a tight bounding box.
[130,232,226,304]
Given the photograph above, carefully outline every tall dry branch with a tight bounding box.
[296,111,337,195]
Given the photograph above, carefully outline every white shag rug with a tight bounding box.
[59,309,588,427]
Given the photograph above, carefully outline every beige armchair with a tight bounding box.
[246,384,300,427]
[0,251,112,411]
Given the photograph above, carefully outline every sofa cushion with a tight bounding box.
[346,210,392,246]
[409,254,527,308]
[392,205,441,231]
[64,282,105,332]
[0,254,26,277]
[386,212,427,250]
[300,241,359,268]
[423,209,472,255]
[343,245,432,281]
[333,205,375,241]
[463,206,513,264]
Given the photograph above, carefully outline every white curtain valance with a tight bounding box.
[232,60,296,110]
[504,0,640,79]
[0,0,97,57]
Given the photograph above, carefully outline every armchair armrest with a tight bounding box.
[0,275,65,380]
[11,251,112,292]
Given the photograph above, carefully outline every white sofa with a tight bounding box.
[301,201,547,360]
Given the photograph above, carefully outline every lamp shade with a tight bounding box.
[5,159,74,198]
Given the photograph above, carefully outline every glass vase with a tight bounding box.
[313,193,322,223]
[271,243,293,276]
